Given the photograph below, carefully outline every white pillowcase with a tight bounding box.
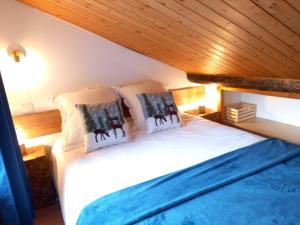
[118,81,166,129]
[53,87,117,151]
[76,100,130,152]
[137,91,182,133]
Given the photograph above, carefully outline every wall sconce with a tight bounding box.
[7,44,26,63]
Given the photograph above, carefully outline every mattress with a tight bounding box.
[51,114,264,225]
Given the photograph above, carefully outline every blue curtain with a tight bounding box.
[0,72,34,225]
[0,148,20,224]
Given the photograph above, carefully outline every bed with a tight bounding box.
[51,114,272,225]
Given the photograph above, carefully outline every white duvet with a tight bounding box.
[51,114,264,225]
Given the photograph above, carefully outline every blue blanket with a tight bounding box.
[77,139,300,225]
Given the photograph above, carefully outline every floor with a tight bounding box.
[35,203,64,225]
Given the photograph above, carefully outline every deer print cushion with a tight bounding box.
[137,92,182,133]
[76,100,130,152]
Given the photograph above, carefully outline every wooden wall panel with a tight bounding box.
[12,100,131,139]
[13,110,62,139]
[19,0,300,80]
[171,86,205,106]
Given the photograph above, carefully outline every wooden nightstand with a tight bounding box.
[23,145,57,209]
[185,109,221,123]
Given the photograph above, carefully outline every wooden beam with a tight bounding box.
[188,74,300,93]
[220,87,300,100]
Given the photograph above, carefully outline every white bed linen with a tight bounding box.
[51,114,264,225]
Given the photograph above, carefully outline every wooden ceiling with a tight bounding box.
[19,0,300,80]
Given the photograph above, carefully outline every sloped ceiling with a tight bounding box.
[19,0,300,79]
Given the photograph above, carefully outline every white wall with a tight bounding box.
[224,91,300,127]
[223,91,242,106]
[0,0,192,115]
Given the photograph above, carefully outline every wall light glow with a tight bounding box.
[0,47,46,92]
[205,83,220,111]
[178,99,205,112]
[15,128,26,145]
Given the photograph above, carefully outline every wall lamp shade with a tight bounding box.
[7,44,26,62]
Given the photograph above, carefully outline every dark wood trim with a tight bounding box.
[220,87,300,99]
[188,74,300,93]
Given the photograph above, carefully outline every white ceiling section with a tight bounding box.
[0,0,191,115]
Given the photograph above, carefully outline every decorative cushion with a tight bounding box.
[118,81,166,129]
[77,100,129,152]
[52,87,117,151]
[137,91,182,133]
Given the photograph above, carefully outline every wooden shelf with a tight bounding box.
[224,117,300,145]
[185,109,221,123]
[23,145,46,162]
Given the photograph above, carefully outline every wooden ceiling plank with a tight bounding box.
[23,0,212,72]
[85,0,256,75]
[286,0,300,13]
[20,0,281,77]
[21,0,275,77]
[19,0,300,79]
[251,0,300,36]
[181,0,300,74]
[47,0,226,73]
[59,0,249,75]
[56,0,225,73]
[98,0,261,76]
[142,0,278,76]
[154,0,288,78]
[156,0,299,78]
[117,0,273,76]
[222,0,300,53]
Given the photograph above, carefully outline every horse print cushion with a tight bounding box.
[137,92,182,133]
[76,100,129,152]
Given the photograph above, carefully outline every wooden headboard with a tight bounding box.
[12,86,205,139]
[13,110,62,139]
[171,86,205,106]
[12,100,130,139]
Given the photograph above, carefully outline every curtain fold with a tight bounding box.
[0,147,20,224]
[0,72,34,225]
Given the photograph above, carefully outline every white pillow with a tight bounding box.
[118,81,166,129]
[53,87,117,151]
[77,100,130,152]
[137,91,182,133]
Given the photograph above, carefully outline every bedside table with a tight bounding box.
[23,145,57,209]
[185,109,221,123]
